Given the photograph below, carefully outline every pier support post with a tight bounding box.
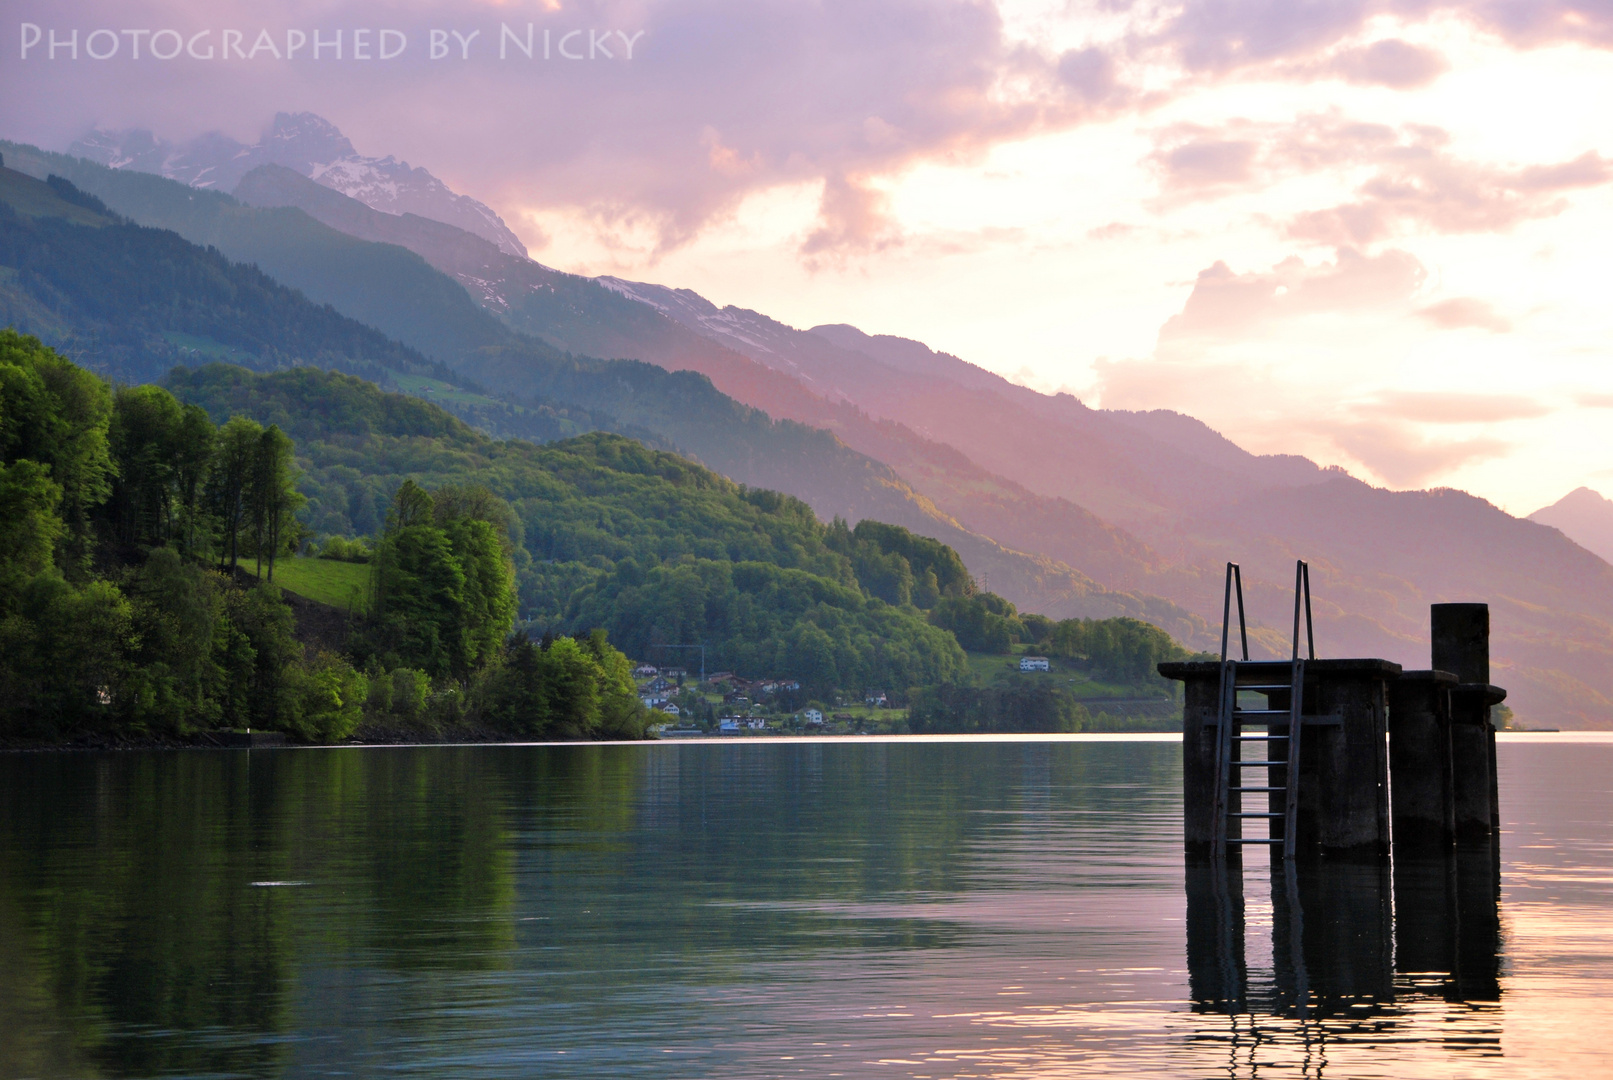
[1387,671,1458,850]
[1175,668,1224,854]
[1432,604,1505,841]
[1297,661,1397,855]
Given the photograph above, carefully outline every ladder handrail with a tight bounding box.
[1211,659,1237,860]
[1291,560,1315,661]
[1214,559,1319,861]
[1282,657,1305,861]
[1221,562,1249,663]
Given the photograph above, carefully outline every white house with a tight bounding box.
[804,708,824,725]
[1019,656,1051,672]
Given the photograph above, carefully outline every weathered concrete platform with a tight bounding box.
[1161,659,1401,856]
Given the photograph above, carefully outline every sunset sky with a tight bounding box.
[6,1,1613,515]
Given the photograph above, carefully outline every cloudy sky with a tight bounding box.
[6,0,1613,514]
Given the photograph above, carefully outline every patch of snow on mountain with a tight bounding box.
[595,277,803,374]
[71,112,529,259]
[460,276,510,310]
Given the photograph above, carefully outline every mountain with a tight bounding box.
[12,131,1608,724]
[189,146,1613,726]
[70,112,529,258]
[1530,488,1613,565]
[0,145,1202,641]
[627,294,1613,727]
[226,163,1197,602]
[0,164,628,449]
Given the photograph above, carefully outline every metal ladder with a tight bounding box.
[1211,561,1316,860]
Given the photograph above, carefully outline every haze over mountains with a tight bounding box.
[1531,488,1613,566]
[5,113,1613,727]
[72,113,529,259]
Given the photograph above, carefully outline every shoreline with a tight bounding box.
[4,728,1600,753]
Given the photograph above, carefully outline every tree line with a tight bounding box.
[0,332,647,743]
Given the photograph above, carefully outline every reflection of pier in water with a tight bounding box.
[1163,564,1509,1074]
[1183,846,1504,1074]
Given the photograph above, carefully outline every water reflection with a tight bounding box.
[1,738,1610,1079]
[1184,843,1505,1074]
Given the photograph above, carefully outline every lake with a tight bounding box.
[2,734,1609,1078]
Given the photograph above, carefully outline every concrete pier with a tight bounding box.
[1431,603,1506,842]
[1160,659,1399,856]
[1164,596,1506,859]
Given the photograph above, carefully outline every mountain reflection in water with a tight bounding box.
[0,736,1608,1079]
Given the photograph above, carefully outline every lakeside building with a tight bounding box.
[1020,656,1051,672]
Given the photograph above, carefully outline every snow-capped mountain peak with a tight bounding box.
[69,112,528,259]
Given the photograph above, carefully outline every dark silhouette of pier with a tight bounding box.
[1165,564,1507,1066]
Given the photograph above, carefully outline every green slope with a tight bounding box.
[0,140,1208,636]
[167,363,970,691]
[257,557,371,614]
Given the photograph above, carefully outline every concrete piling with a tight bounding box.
[1431,603,1505,843]
[1163,600,1505,858]
[1161,659,1398,856]
[1386,671,1458,850]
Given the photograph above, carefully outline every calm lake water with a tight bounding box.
[1,734,1610,1079]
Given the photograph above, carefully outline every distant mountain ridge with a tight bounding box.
[8,125,1613,725]
[0,142,1204,644]
[70,112,529,258]
[1530,487,1613,565]
[212,140,1613,726]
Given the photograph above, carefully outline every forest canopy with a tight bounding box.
[2,336,1204,741]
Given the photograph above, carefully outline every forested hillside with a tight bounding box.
[0,143,1209,640]
[167,363,973,697]
[3,332,1201,742]
[0,330,658,743]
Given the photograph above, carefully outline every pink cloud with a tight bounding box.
[1152,114,1613,243]
[1143,1,1613,77]
[1158,247,1427,341]
[1415,297,1513,332]
[1373,390,1547,422]
[2,0,1144,261]
[1322,418,1513,486]
[1328,39,1450,88]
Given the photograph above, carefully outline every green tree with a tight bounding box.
[218,582,301,730]
[107,384,185,546]
[249,424,303,581]
[0,329,113,576]
[0,574,133,735]
[284,650,367,742]
[0,460,64,600]
[470,629,648,739]
[123,549,225,733]
[172,402,216,559]
[928,592,1024,654]
[1048,616,1190,686]
[210,416,263,573]
[371,480,516,682]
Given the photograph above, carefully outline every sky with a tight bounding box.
[5,1,1613,515]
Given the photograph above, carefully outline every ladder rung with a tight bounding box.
[1237,734,1287,741]
[1234,759,1277,766]
[1237,684,1290,692]
[1230,786,1283,792]
[1231,812,1285,818]
[1227,838,1283,844]
[1234,709,1288,716]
